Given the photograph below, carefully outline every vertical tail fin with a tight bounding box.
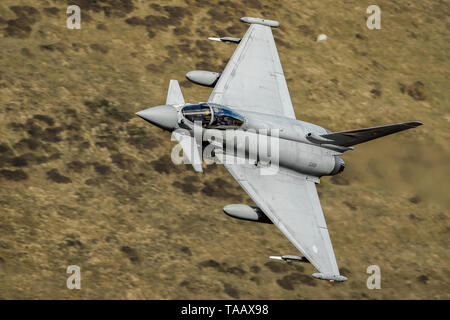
[320,121,423,147]
[166,80,185,105]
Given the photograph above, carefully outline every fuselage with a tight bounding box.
[138,102,345,177]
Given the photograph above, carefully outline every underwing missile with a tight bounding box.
[269,255,310,263]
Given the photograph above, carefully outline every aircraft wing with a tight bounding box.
[208,22,296,119]
[217,154,343,279]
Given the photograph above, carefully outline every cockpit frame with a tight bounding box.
[181,103,244,129]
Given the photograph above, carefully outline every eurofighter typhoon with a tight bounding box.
[136,17,422,282]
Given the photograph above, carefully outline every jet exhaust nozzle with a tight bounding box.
[331,156,345,175]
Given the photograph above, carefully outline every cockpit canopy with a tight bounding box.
[181,103,244,129]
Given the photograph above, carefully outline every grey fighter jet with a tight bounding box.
[136,17,422,282]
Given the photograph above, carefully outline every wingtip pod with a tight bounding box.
[240,17,280,28]
[312,273,348,282]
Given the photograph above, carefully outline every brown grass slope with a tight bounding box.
[0,0,448,299]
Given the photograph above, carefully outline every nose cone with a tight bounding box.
[136,105,178,131]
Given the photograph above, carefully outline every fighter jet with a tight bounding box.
[136,17,422,282]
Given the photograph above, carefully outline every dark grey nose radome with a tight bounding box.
[136,105,178,131]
